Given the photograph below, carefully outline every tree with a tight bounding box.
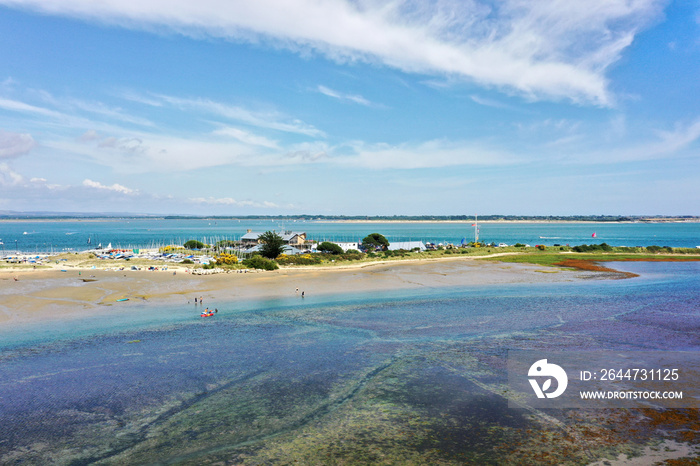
[259,231,285,259]
[184,239,205,250]
[317,241,344,255]
[361,233,389,251]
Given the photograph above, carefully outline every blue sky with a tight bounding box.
[0,0,698,216]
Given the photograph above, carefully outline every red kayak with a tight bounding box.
[200,312,215,317]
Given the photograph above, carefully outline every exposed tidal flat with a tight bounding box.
[1,261,699,464]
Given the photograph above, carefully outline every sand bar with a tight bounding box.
[0,257,582,327]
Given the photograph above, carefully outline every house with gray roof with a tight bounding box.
[241,230,307,248]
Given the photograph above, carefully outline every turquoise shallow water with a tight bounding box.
[2,218,699,252]
[0,262,698,464]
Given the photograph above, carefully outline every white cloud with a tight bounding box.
[0,0,665,105]
[317,85,373,106]
[82,178,136,194]
[0,130,36,159]
[654,118,700,153]
[0,162,24,185]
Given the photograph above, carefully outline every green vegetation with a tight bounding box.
[482,247,700,270]
[183,239,205,250]
[215,253,238,265]
[317,241,344,255]
[242,255,279,270]
[276,251,366,266]
[572,243,613,252]
[361,233,390,251]
[276,254,323,266]
[258,231,285,259]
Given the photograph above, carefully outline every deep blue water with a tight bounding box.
[1,218,699,253]
[0,261,698,463]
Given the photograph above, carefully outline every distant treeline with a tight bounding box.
[1,213,699,222]
[160,215,696,222]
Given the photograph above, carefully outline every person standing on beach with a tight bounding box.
[301,291,305,298]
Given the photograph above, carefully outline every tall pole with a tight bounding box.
[474,214,479,243]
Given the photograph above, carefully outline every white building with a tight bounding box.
[332,242,359,252]
[388,241,426,251]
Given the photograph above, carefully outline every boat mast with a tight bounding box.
[474,214,479,243]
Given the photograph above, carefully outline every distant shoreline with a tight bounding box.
[1,218,699,224]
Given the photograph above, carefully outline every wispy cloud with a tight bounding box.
[566,117,700,164]
[189,197,278,208]
[338,139,519,170]
[0,97,65,119]
[317,85,374,106]
[0,0,665,105]
[470,95,511,109]
[213,127,279,149]
[126,92,325,137]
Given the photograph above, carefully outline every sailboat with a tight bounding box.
[592,232,597,238]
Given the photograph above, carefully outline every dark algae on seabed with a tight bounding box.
[0,262,698,464]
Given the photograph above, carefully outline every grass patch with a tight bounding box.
[481,252,700,277]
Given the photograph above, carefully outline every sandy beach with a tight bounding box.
[0,256,581,327]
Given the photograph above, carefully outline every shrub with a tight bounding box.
[514,243,525,248]
[242,256,279,270]
[317,242,344,255]
[216,253,239,265]
[573,243,612,253]
[276,253,323,266]
[340,252,365,261]
[536,245,546,251]
[181,259,194,264]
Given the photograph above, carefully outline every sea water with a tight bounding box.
[1,218,699,253]
[0,261,698,464]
